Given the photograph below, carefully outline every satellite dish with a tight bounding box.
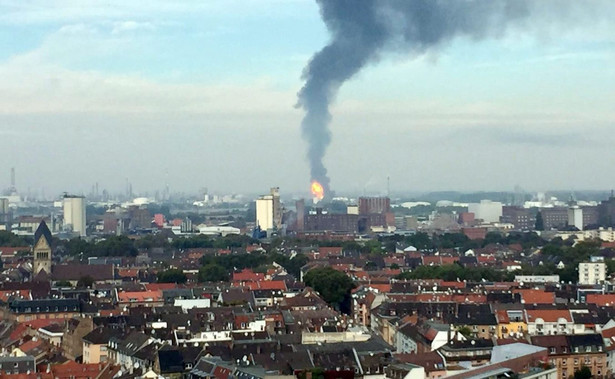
[134,362,140,369]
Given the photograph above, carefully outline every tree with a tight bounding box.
[0,231,31,247]
[396,263,509,282]
[303,267,355,313]
[77,275,95,289]
[157,268,187,284]
[535,211,544,231]
[573,366,592,379]
[365,261,378,271]
[198,264,229,282]
[405,232,432,250]
[457,326,473,338]
[390,263,400,270]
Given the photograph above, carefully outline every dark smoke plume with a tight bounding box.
[297,0,606,192]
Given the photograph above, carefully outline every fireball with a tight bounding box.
[311,181,325,201]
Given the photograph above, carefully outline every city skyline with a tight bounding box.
[1,1,614,195]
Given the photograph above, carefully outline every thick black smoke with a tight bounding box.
[297,0,537,193]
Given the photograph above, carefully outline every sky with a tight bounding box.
[0,0,614,198]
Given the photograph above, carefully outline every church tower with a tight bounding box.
[33,220,52,275]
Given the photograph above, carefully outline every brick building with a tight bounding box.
[502,206,536,230]
[541,208,568,230]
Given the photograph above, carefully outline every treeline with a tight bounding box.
[0,231,32,247]
[396,263,513,282]
[394,231,545,251]
[56,234,259,257]
[395,238,609,284]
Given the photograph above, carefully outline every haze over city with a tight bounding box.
[5,2,615,379]
[1,0,614,196]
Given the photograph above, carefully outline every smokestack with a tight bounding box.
[298,0,609,193]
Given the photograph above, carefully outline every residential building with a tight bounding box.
[8,298,81,322]
[496,309,527,339]
[82,327,122,364]
[0,356,36,375]
[62,317,94,361]
[579,258,606,285]
[531,334,607,379]
[525,309,574,336]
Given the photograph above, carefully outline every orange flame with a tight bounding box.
[311,181,325,200]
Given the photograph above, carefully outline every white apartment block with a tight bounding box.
[578,261,606,285]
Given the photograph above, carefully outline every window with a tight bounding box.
[550,347,556,354]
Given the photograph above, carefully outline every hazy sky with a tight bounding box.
[0,0,614,198]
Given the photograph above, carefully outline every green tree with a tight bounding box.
[390,263,400,270]
[303,267,355,313]
[405,232,432,250]
[0,231,31,247]
[77,275,95,289]
[198,264,229,282]
[457,326,473,338]
[64,238,94,256]
[92,236,138,257]
[363,240,383,254]
[396,263,509,282]
[573,366,592,379]
[157,268,187,284]
[365,261,378,271]
[606,259,615,276]
[535,211,544,231]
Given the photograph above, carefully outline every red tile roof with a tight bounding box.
[18,339,43,353]
[587,294,615,306]
[318,247,342,257]
[50,361,108,379]
[117,290,163,303]
[371,283,393,293]
[232,269,265,282]
[514,289,555,304]
[422,256,459,265]
[496,310,510,324]
[117,269,139,278]
[526,309,572,323]
[477,255,497,264]
[0,289,31,302]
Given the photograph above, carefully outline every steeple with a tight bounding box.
[33,220,52,275]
